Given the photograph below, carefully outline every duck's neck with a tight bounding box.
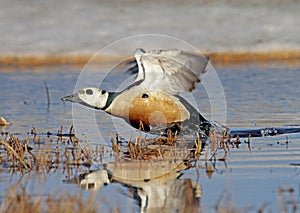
[101,92,119,111]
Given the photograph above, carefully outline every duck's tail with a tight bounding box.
[204,120,300,139]
[228,126,300,138]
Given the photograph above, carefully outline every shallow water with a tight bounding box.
[1,63,300,212]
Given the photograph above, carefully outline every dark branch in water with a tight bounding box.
[44,81,50,108]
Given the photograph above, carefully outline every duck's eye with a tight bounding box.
[86,89,93,95]
[142,93,149,98]
[101,90,106,95]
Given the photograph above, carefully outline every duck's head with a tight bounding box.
[61,87,109,110]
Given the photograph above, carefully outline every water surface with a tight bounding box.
[1,63,300,212]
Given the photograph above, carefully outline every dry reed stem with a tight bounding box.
[24,140,32,169]
[247,134,251,151]
[220,129,227,150]
[193,132,202,159]
[1,137,28,169]
[234,135,240,148]
[111,132,120,154]
[209,131,219,161]
[31,126,37,136]
[225,134,231,151]
[1,185,99,213]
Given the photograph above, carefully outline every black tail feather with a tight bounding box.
[229,127,300,138]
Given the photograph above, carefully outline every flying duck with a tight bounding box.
[61,48,226,138]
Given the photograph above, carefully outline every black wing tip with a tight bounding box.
[134,48,146,56]
[204,53,211,61]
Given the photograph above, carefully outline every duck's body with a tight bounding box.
[62,48,222,138]
[106,88,187,128]
[105,88,210,135]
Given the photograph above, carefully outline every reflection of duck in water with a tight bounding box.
[61,48,226,140]
[64,160,201,213]
[61,48,300,140]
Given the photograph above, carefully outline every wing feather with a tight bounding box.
[134,49,209,94]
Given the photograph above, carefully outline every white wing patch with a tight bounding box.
[134,49,209,94]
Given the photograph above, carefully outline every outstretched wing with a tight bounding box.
[133,48,209,94]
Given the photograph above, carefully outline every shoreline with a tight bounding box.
[0,49,300,68]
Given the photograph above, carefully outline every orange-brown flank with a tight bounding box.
[128,91,189,130]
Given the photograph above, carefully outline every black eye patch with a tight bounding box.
[101,90,106,95]
[142,94,149,98]
[86,89,93,95]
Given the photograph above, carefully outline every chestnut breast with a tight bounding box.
[129,91,190,129]
[106,88,190,130]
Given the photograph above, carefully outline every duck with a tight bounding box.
[61,48,227,139]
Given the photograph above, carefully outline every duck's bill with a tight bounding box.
[61,93,80,103]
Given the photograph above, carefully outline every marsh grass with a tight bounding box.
[1,125,237,172]
[0,126,96,174]
[108,127,240,180]
[115,130,203,162]
[0,126,296,213]
[0,124,248,181]
[108,127,241,173]
[1,182,295,213]
[0,126,123,213]
[0,184,101,213]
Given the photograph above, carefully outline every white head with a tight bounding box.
[61,87,109,110]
